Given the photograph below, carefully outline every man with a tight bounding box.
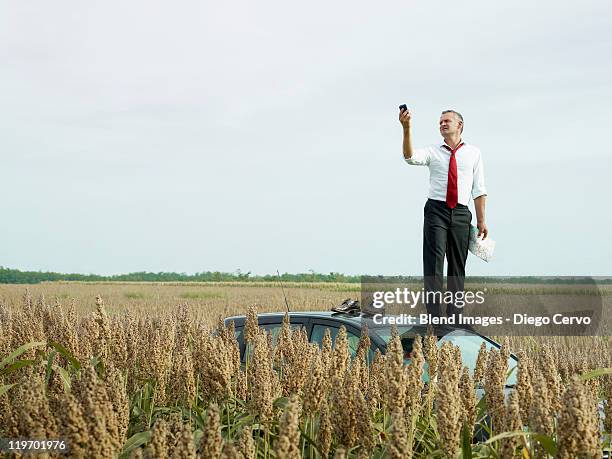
[399,108,488,317]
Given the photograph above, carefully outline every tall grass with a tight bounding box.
[0,289,610,457]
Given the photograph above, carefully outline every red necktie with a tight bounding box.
[445,142,464,209]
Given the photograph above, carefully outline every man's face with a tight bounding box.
[439,113,462,136]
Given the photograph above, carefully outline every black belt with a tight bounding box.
[427,198,468,209]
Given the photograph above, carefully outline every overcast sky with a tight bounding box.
[1,0,611,277]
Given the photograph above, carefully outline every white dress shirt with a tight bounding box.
[404,140,487,206]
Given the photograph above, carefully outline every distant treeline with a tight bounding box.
[0,267,359,284]
[0,266,610,285]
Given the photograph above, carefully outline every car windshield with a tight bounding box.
[440,330,517,386]
[375,327,517,386]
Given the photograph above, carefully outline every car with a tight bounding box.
[224,310,612,456]
[223,310,518,388]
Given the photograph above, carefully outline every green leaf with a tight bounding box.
[483,431,557,456]
[273,396,289,409]
[461,424,473,458]
[189,411,206,431]
[45,349,57,387]
[529,433,557,456]
[474,394,489,425]
[298,423,323,456]
[48,341,81,371]
[580,367,612,380]
[90,356,105,377]
[0,383,16,398]
[119,431,151,459]
[232,413,256,431]
[52,365,72,391]
[0,359,36,377]
[484,430,527,444]
[0,341,45,370]
[506,365,517,381]
[193,429,203,449]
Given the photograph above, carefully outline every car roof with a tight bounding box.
[224,311,366,328]
[223,311,470,335]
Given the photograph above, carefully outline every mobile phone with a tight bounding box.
[399,104,408,112]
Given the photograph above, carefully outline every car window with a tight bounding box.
[262,322,305,346]
[374,327,517,386]
[233,326,244,347]
[374,326,415,359]
[241,322,306,362]
[310,324,375,362]
[439,330,517,386]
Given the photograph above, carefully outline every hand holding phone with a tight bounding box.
[399,104,411,128]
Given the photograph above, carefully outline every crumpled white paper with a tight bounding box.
[469,225,496,262]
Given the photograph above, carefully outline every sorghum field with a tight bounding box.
[0,282,610,458]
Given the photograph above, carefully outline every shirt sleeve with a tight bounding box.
[404,146,431,166]
[471,149,487,199]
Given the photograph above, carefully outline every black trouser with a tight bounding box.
[423,198,471,317]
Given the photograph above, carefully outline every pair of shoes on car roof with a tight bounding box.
[331,298,361,313]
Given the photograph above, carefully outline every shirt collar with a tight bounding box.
[440,139,465,150]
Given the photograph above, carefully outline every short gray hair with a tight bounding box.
[442,110,464,133]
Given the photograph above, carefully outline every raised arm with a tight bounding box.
[399,108,430,166]
[399,108,414,160]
